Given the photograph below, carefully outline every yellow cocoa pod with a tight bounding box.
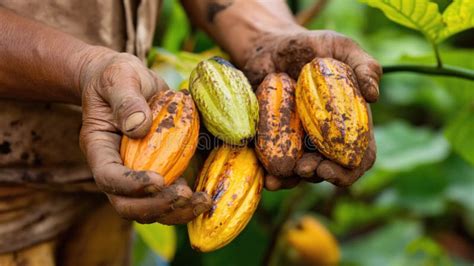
[187,145,264,252]
[285,215,340,266]
[296,58,369,168]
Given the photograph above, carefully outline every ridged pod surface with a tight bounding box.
[296,58,369,168]
[255,73,303,177]
[189,57,258,145]
[120,90,199,186]
[187,145,264,252]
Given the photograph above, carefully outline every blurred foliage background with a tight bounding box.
[133,0,474,265]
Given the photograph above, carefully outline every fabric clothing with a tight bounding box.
[0,0,160,253]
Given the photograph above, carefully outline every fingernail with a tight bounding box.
[173,197,188,208]
[144,185,159,194]
[125,112,145,132]
[193,204,210,215]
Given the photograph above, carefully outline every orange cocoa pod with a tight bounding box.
[255,73,304,177]
[120,89,199,185]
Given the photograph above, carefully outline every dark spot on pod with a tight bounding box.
[318,60,334,77]
[291,147,298,157]
[325,102,333,112]
[284,139,292,150]
[156,115,175,133]
[208,177,227,217]
[320,121,330,138]
[167,102,178,114]
[341,113,349,121]
[210,56,235,68]
[331,136,344,144]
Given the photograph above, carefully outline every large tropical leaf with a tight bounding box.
[351,121,450,196]
[134,223,177,262]
[438,0,474,42]
[341,220,451,266]
[445,105,474,165]
[359,0,444,42]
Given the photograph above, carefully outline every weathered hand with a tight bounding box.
[241,29,381,190]
[265,118,376,190]
[78,48,211,224]
[243,29,381,102]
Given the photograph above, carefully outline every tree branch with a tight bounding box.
[296,0,329,26]
[383,64,474,81]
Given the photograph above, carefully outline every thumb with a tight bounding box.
[100,70,163,138]
[109,86,153,139]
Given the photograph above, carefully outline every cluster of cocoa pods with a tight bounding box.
[120,56,370,252]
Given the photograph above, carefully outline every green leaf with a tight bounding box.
[161,0,190,52]
[134,223,177,262]
[374,121,450,171]
[341,220,422,265]
[331,200,397,235]
[341,220,453,266]
[399,50,474,113]
[352,121,450,196]
[359,0,444,42]
[201,219,268,266]
[405,237,452,266]
[444,105,474,165]
[133,233,168,266]
[378,166,449,216]
[438,0,474,42]
[441,155,474,212]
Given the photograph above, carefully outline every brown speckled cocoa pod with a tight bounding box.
[255,73,304,177]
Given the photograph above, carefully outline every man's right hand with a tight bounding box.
[78,48,212,224]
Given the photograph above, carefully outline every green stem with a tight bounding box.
[432,43,443,68]
[383,64,474,81]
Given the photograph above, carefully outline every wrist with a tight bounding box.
[211,1,305,67]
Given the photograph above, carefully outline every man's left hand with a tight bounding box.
[241,29,382,190]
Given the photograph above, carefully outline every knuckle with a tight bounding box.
[319,29,340,38]
[366,60,383,77]
[335,35,357,48]
[135,214,156,224]
[116,95,144,114]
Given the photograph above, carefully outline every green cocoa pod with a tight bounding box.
[189,57,258,145]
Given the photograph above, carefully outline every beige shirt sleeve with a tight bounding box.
[0,0,160,59]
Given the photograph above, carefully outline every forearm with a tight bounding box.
[0,7,109,104]
[181,0,304,67]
